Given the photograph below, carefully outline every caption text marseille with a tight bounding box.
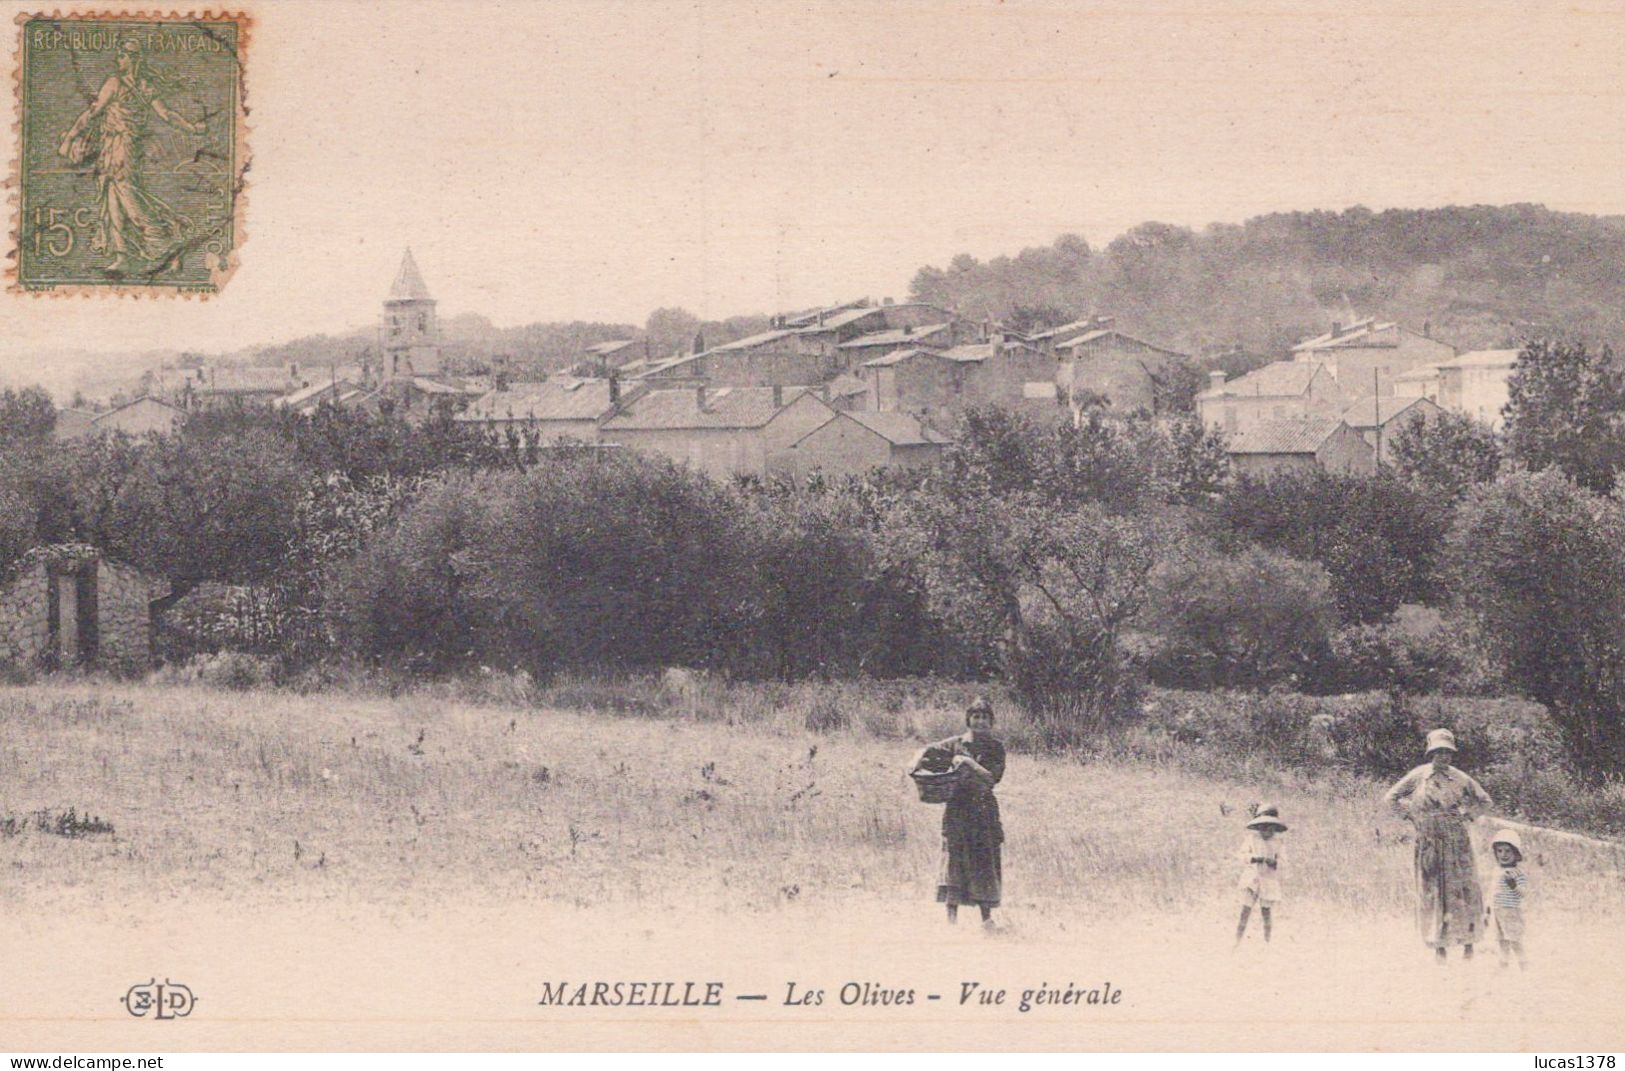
[537,980,1124,1013]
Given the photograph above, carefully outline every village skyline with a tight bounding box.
[6,0,1625,374]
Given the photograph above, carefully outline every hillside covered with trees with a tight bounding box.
[909,205,1625,359]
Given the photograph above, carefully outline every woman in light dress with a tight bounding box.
[1383,728,1494,962]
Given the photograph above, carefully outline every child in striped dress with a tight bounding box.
[1488,829,1530,970]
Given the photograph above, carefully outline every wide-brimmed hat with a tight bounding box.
[1425,728,1457,757]
[1247,804,1288,832]
[1491,828,1524,861]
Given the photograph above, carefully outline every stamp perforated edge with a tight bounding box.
[5,8,252,299]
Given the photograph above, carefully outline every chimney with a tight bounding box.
[882,296,895,306]
[695,383,708,410]
[1423,320,1432,339]
[817,310,826,327]
[609,373,621,405]
[903,324,913,336]
[1331,321,1343,338]
[980,319,991,343]
[290,362,299,381]
[1209,370,1227,392]
[772,384,784,408]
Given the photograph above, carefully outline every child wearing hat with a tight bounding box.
[1487,829,1530,970]
[1234,805,1287,946]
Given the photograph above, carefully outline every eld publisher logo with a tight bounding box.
[121,979,198,1020]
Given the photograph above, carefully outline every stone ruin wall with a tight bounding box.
[0,563,51,668]
[96,560,157,675]
[0,552,162,674]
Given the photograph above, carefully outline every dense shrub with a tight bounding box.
[892,490,1156,745]
[1215,469,1452,623]
[154,650,282,690]
[747,489,954,679]
[1145,545,1336,690]
[1138,687,1557,782]
[333,452,960,682]
[944,406,1228,512]
[1390,410,1501,499]
[1314,612,1462,695]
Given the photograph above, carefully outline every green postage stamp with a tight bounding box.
[9,12,250,295]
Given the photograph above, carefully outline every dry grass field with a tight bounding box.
[1,677,1623,1050]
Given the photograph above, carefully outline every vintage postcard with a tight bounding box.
[1,0,1625,1056]
[8,11,247,295]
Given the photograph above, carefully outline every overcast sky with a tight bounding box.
[4,0,1625,378]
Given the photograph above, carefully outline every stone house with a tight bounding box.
[599,386,838,480]
[860,339,1065,426]
[1392,361,1448,404]
[1023,316,1117,351]
[1339,394,1444,463]
[161,366,306,411]
[1224,418,1376,477]
[782,410,950,480]
[1289,318,1456,396]
[635,301,958,387]
[824,374,871,412]
[636,328,834,388]
[359,376,483,425]
[87,396,187,437]
[582,339,644,370]
[52,408,97,440]
[0,545,168,674]
[834,321,957,364]
[1435,349,1520,429]
[792,302,956,366]
[1196,361,1348,437]
[274,379,362,414]
[455,377,629,442]
[1053,327,1190,413]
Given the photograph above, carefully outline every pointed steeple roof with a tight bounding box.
[387,248,433,302]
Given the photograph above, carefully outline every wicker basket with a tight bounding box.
[910,766,963,804]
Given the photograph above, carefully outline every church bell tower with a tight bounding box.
[381,249,442,378]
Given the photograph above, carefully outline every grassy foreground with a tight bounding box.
[3,678,1623,925]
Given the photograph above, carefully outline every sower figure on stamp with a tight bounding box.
[1383,728,1493,963]
[58,37,205,275]
[911,697,1005,928]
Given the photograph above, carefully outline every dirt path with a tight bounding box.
[1,891,1620,1051]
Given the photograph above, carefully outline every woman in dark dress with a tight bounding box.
[913,697,1006,926]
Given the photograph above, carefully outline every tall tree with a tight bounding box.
[1502,339,1625,493]
[1451,470,1625,775]
[644,307,702,359]
[1390,410,1501,499]
[0,386,56,448]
